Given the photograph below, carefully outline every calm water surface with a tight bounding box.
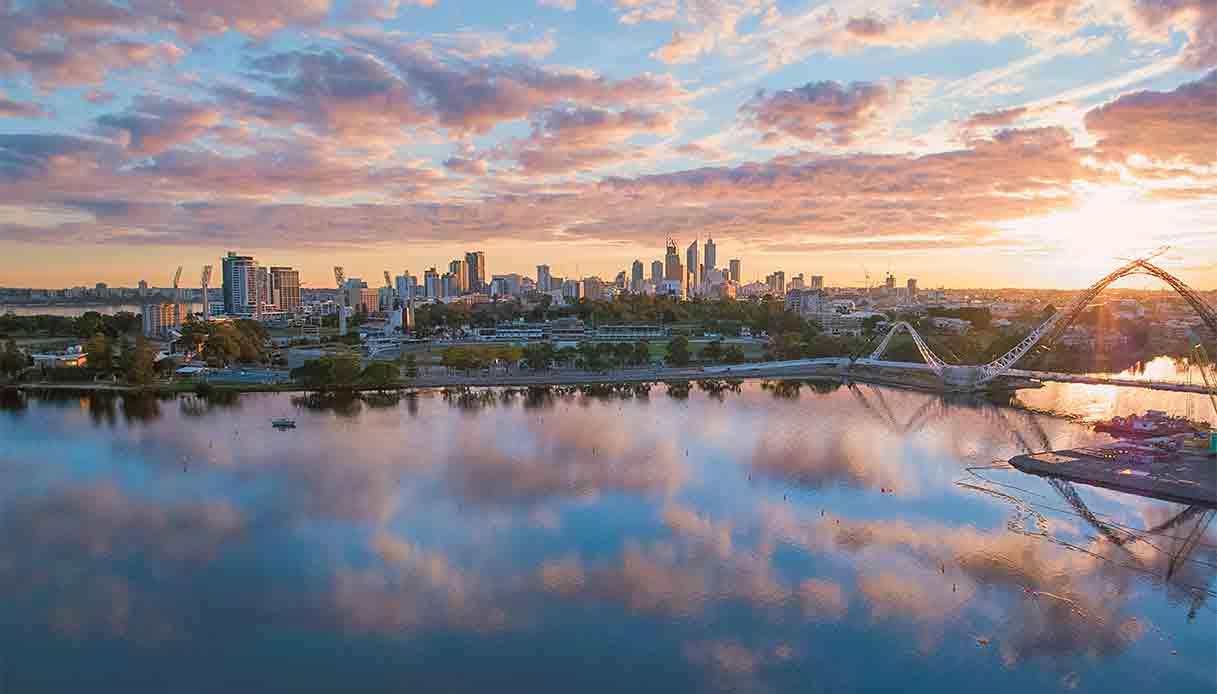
[1,381,1213,693]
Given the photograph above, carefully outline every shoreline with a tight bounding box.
[1,364,1034,397]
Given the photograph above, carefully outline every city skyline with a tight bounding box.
[0,2,1215,290]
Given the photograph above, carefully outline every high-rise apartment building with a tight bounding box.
[631,260,644,292]
[269,267,301,312]
[907,278,918,298]
[885,273,896,293]
[221,251,257,315]
[465,251,485,292]
[766,271,785,295]
[651,260,663,283]
[810,275,824,290]
[449,259,469,294]
[703,235,716,273]
[142,302,177,337]
[729,259,741,284]
[536,264,551,292]
[423,267,440,298]
[790,274,805,291]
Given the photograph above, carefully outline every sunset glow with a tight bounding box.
[0,1,1214,288]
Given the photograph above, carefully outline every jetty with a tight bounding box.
[1011,444,1216,507]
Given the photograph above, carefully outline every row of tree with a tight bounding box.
[0,311,142,338]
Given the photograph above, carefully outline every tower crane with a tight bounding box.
[200,265,212,322]
[334,266,347,336]
[172,265,183,329]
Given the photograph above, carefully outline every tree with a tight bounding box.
[0,339,28,379]
[125,335,157,385]
[723,345,746,364]
[84,332,110,373]
[702,339,724,363]
[632,340,651,366]
[360,361,399,389]
[666,336,691,367]
[613,342,633,368]
[522,343,553,371]
[403,353,419,378]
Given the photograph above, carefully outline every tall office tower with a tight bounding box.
[537,264,551,292]
[631,260,644,291]
[729,259,741,284]
[767,271,785,295]
[423,267,440,298]
[269,266,301,312]
[221,251,257,315]
[255,266,270,313]
[465,251,485,292]
[664,238,681,281]
[703,235,716,274]
[685,240,700,296]
[810,275,824,291]
[444,259,465,294]
[790,274,805,290]
[614,271,627,289]
[651,260,663,283]
[907,278,918,298]
[885,273,895,293]
[583,276,604,301]
[395,272,418,302]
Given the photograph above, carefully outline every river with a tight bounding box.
[1,302,200,317]
[0,380,1212,693]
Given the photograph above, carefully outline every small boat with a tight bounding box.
[271,418,296,429]
[1094,410,1195,438]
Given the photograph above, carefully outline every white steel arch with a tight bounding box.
[868,258,1217,386]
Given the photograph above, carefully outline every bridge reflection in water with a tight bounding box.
[842,380,1217,617]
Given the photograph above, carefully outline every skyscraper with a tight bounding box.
[729,259,741,284]
[664,238,681,281]
[685,240,700,296]
[465,251,485,292]
[269,266,301,312]
[703,235,716,274]
[221,251,256,315]
[449,259,469,294]
[885,272,896,293]
[537,264,551,292]
[631,259,644,292]
[395,272,418,302]
[423,267,440,298]
[810,275,824,290]
[907,278,918,298]
[651,260,663,283]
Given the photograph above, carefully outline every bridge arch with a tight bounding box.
[867,258,1216,386]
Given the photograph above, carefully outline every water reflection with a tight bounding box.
[0,382,1212,693]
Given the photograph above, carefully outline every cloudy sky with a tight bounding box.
[0,0,1214,289]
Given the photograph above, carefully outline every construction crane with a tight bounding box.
[200,265,212,322]
[334,266,347,336]
[172,265,183,329]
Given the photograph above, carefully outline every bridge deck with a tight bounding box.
[1010,446,1216,507]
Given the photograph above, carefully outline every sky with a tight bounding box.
[0,0,1214,291]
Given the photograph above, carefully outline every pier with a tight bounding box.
[1010,447,1216,507]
